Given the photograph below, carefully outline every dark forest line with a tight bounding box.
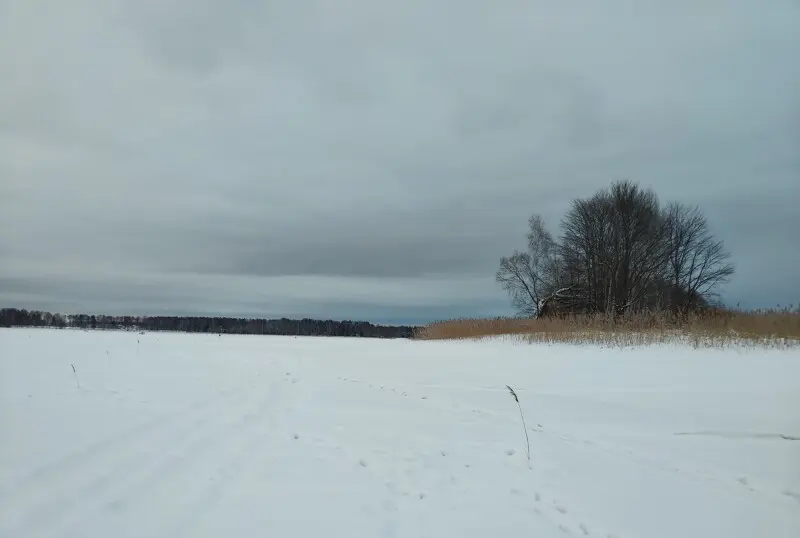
[0,308,416,339]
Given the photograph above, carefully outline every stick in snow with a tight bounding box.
[71,363,81,389]
[506,384,531,467]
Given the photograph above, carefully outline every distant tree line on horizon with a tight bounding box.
[0,308,416,338]
[497,180,736,318]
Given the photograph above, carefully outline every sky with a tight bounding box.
[1,1,798,325]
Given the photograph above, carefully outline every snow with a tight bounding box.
[1,328,798,538]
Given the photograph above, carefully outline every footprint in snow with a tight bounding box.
[506,448,516,456]
[359,459,369,468]
[579,523,590,535]
[293,433,300,440]
[782,489,800,503]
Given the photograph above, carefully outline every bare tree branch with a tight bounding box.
[664,201,734,311]
[496,215,562,316]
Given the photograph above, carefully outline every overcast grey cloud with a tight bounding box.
[1,0,798,323]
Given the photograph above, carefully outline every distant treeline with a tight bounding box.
[0,308,416,338]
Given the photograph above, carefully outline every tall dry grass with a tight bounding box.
[414,308,800,348]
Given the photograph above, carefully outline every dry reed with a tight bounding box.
[414,308,800,349]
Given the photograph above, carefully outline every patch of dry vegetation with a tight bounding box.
[414,308,800,349]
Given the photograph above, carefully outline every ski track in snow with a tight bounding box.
[1,328,799,538]
[2,363,288,537]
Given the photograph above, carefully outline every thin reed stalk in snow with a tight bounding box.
[71,363,81,389]
[505,384,531,467]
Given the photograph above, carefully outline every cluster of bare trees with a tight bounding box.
[497,180,734,318]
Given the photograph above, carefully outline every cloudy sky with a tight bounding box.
[1,1,798,324]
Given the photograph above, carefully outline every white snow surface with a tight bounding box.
[1,328,798,538]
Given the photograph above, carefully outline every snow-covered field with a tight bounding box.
[1,328,798,538]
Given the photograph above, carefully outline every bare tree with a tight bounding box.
[496,215,561,316]
[605,180,671,313]
[559,180,669,315]
[559,194,614,312]
[663,201,734,312]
